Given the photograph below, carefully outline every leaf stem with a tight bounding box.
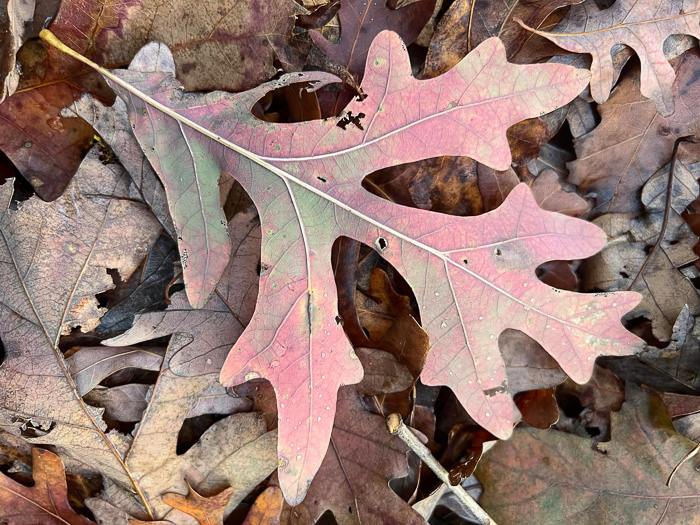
[628,135,697,291]
[386,414,497,525]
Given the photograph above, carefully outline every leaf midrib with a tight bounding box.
[46,33,608,347]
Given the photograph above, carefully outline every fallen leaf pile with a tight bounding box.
[0,0,699,523]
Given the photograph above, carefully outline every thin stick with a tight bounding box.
[628,135,697,290]
[386,414,498,525]
[667,442,700,487]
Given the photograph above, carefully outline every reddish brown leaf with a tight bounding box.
[310,0,436,113]
[424,0,582,77]
[0,448,94,525]
[311,0,436,77]
[514,388,559,429]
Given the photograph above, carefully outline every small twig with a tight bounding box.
[386,414,498,525]
[666,442,700,487]
[629,135,697,290]
[164,270,183,305]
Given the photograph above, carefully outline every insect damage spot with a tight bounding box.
[335,315,343,326]
[12,416,56,438]
[317,176,327,183]
[483,381,507,397]
[374,236,387,251]
[181,249,189,269]
[337,111,366,130]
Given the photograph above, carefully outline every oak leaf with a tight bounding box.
[518,0,700,115]
[0,148,161,496]
[50,26,637,503]
[91,209,275,521]
[0,447,94,525]
[568,50,700,216]
[581,160,700,341]
[476,386,700,524]
[45,26,650,504]
[161,482,234,525]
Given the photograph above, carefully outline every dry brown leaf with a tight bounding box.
[569,51,700,217]
[281,387,426,524]
[0,148,160,495]
[477,386,700,524]
[582,161,700,341]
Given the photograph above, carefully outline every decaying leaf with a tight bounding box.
[519,0,700,115]
[51,0,306,93]
[91,209,275,521]
[242,486,283,524]
[604,305,700,395]
[0,148,160,502]
[0,447,95,525]
[477,386,700,524]
[424,0,582,76]
[65,95,175,238]
[42,27,649,504]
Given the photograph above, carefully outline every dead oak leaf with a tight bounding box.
[567,50,700,217]
[0,148,160,508]
[161,482,234,525]
[50,29,644,504]
[476,386,700,524]
[0,448,94,525]
[518,0,700,115]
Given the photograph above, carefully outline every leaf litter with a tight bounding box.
[0,0,700,523]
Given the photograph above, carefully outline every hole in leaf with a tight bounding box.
[463,259,469,266]
[619,271,630,279]
[334,315,343,326]
[494,247,502,256]
[95,268,120,308]
[316,510,338,524]
[336,111,366,130]
[587,426,602,437]
[317,176,327,183]
[11,416,56,439]
[375,237,388,251]
[0,337,5,367]
[251,81,326,124]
